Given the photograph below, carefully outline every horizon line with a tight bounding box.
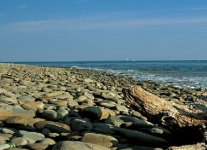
[1,59,207,63]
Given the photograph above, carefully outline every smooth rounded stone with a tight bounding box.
[129,110,148,120]
[67,99,78,108]
[113,128,169,146]
[80,106,115,120]
[41,128,51,136]
[0,127,16,134]
[57,109,69,120]
[95,82,102,88]
[35,121,70,133]
[5,116,38,127]
[52,100,68,107]
[118,145,162,150]
[41,138,56,145]
[26,143,49,150]
[21,101,45,111]
[94,98,104,103]
[44,104,57,110]
[70,118,93,132]
[140,127,173,139]
[106,115,154,128]
[48,132,59,138]
[76,95,87,102]
[46,91,64,97]
[0,133,13,144]
[68,135,82,141]
[55,93,73,100]
[84,92,94,100]
[116,105,129,113]
[99,101,116,108]
[84,78,94,83]
[0,121,4,126]
[0,96,18,104]
[0,110,35,122]
[18,80,33,86]
[100,92,120,102]
[68,110,80,117]
[42,110,57,120]
[17,95,35,102]
[84,99,95,106]
[18,130,45,144]
[45,122,70,133]
[11,105,35,116]
[52,141,110,150]
[7,148,29,150]
[0,88,7,94]
[41,87,53,93]
[11,137,28,146]
[82,133,118,148]
[1,91,16,99]
[93,123,115,134]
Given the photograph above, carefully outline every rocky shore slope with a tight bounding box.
[0,63,206,150]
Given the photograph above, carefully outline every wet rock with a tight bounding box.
[80,106,115,120]
[52,100,68,107]
[46,91,63,97]
[129,110,147,120]
[56,108,69,120]
[18,130,45,144]
[11,137,28,146]
[116,105,129,114]
[0,88,7,94]
[76,95,88,102]
[35,121,70,133]
[0,127,17,134]
[93,123,115,134]
[70,118,93,132]
[21,102,45,111]
[27,143,49,150]
[0,96,18,104]
[45,121,70,133]
[41,138,56,145]
[84,78,94,83]
[67,99,79,108]
[81,132,118,148]
[42,110,57,120]
[139,127,173,139]
[5,116,39,127]
[101,92,120,102]
[99,101,116,108]
[52,141,110,150]
[114,127,169,146]
[0,133,12,144]
[106,115,154,128]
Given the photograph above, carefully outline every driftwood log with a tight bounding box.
[123,86,207,128]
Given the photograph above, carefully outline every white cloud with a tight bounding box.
[3,15,207,32]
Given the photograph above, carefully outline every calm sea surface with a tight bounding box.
[12,60,207,89]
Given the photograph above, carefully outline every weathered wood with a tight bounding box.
[123,86,207,128]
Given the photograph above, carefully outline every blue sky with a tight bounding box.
[0,0,207,61]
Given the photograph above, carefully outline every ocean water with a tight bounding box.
[13,60,207,89]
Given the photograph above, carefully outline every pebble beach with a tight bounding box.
[0,63,206,150]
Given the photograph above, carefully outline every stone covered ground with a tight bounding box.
[0,64,206,150]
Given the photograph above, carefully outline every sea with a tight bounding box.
[12,60,207,89]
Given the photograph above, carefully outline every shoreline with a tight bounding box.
[3,61,207,90]
[0,63,206,149]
